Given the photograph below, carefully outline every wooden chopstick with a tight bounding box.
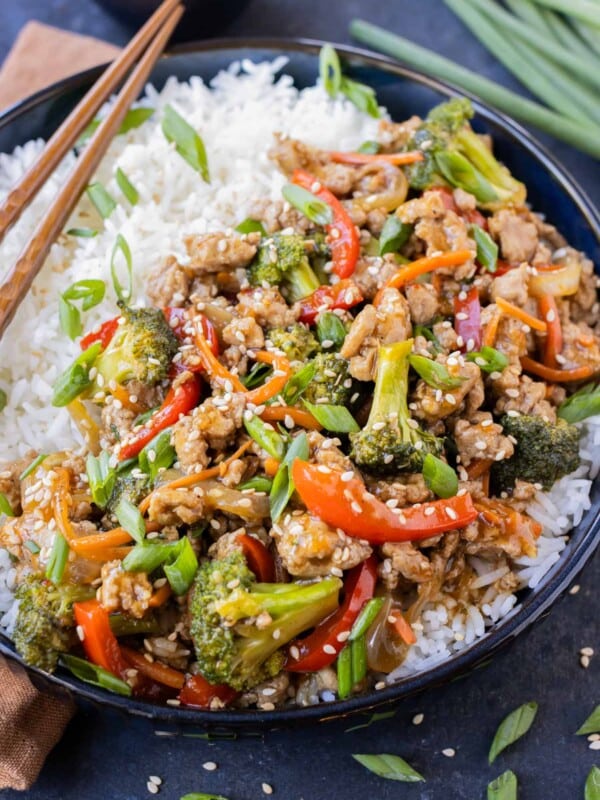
[0,3,183,340]
[0,0,180,246]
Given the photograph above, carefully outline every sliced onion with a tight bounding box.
[351,164,409,213]
[529,254,582,297]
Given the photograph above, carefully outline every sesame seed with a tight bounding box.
[589,741,600,751]
[424,506,435,516]
[588,734,600,742]
[76,625,85,641]
[289,646,300,660]
[386,498,399,509]
[445,393,457,405]
[455,312,468,321]
[149,776,162,786]
[317,465,331,474]
[341,471,355,482]
[351,501,362,514]
[166,698,180,706]
[260,702,275,711]
[442,748,456,758]
[412,713,424,726]
[202,761,218,771]
[580,654,591,668]
[321,339,334,348]
[569,584,580,595]
[375,681,386,690]
[580,647,594,656]
[323,644,337,655]
[546,308,556,322]
[147,781,159,794]
[262,783,274,795]
[337,630,350,643]
[372,421,386,431]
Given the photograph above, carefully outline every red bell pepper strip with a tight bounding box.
[298,280,364,325]
[292,168,360,279]
[73,599,128,677]
[80,317,120,351]
[286,556,378,673]
[237,533,275,582]
[454,286,482,352]
[291,460,478,545]
[164,308,219,358]
[118,373,202,461]
[178,674,238,708]
[430,186,487,229]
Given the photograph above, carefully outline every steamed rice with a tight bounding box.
[0,58,596,684]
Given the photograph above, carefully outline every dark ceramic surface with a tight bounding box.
[0,4,599,798]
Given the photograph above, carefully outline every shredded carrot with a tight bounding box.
[327,150,424,166]
[74,527,134,552]
[120,645,185,689]
[78,546,133,562]
[520,356,596,383]
[482,308,502,348]
[109,384,144,413]
[194,325,246,393]
[538,294,562,368]
[263,457,281,477]
[495,297,547,332]
[148,583,172,607]
[374,249,473,305]
[260,405,322,430]
[245,351,292,406]
[465,458,494,480]
[389,612,417,645]
[138,440,253,515]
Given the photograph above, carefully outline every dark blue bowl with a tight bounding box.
[0,39,598,730]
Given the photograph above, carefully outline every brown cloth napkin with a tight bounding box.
[0,24,121,790]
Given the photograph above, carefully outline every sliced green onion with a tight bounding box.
[162,104,209,182]
[576,704,600,735]
[24,540,41,555]
[352,753,425,782]
[269,432,309,523]
[282,362,316,405]
[134,405,160,427]
[357,140,381,154]
[319,44,342,97]
[235,218,266,235]
[487,770,517,800]
[471,224,498,272]
[86,451,116,509]
[46,533,69,584]
[244,414,286,461]
[413,324,443,354]
[59,279,106,340]
[350,634,368,685]
[110,233,133,304]
[340,76,380,118]
[238,476,273,493]
[337,643,353,699]
[19,454,48,481]
[585,766,600,800]
[349,597,385,641]
[66,227,98,238]
[138,429,176,482]
[379,216,412,256]
[488,701,538,763]
[116,167,139,206]
[240,362,272,389]
[302,400,360,433]
[409,354,464,389]
[558,382,600,424]
[345,710,396,732]
[0,389,6,412]
[86,182,117,219]
[282,184,333,226]
[122,540,180,574]
[78,106,154,146]
[163,537,198,595]
[52,341,102,407]
[114,498,146,544]
[466,346,509,374]
[316,312,347,350]
[435,150,498,204]
[0,492,15,517]
[422,453,458,499]
[61,653,132,697]
[180,794,230,800]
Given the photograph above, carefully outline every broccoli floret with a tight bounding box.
[304,352,355,406]
[247,234,320,302]
[13,575,93,672]
[406,97,525,208]
[491,414,581,494]
[189,553,341,691]
[350,339,443,475]
[89,303,178,393]
[105,472,151,522]
[268,324,321,363]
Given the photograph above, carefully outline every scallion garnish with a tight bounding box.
[345,710,396,732]
[422,453,458,499]
[0,492,15,517]
[319,44,342,96]
[316,312,347,350]
[466,346,509,374]
[52,341,102,407]
[235,218,266,235]
[162,104,210,182]
[0,389,6,413]
[244,414,286,461]
[488,701,538,763]
[163,537,198,595]
[123,537,198,595]
[86,182,117,219]
[86,451,116,509]
[240,361,272,389]
[59,279,106,340]
[409,354,464,389]
[269,432,309,523]
[138,429,176,482]
[61,654,132,697]
[66,227,98,238]
[238,476,273,493]
[114,497,146,544]
[78,106,154,146]
[45,533,69,584]
[379,215,412,256]
[348,597,385,641]
[487,770,518,800]
[282,362,316,405]
[352,753,425,782]
[116,167,139,206]
[336,642,353,699]
[585,766,600,800]
[471,224,498,272]
[180,794,230,800]
[318,45,380,117]
[558,383,600,424]
[19,453,48,481]
[357,140,381,154]
[302,400,360,433]
[110,233,133,304]
[24,540,41,555]
[281,184,333,226]
[576,704,600,735]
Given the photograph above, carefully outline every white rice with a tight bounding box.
[0,59,596,684]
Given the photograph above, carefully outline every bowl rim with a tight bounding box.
[0,36,598,728]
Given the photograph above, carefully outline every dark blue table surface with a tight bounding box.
[1,2,598,798]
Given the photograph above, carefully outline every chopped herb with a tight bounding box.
[110,233,133,303]
[345,710,396,733]
[86,182,116,219]
[422,453,458,499]
[303,400,360,433]
[487,770,518,800]
[577,705,600,735]
[352,753,425,782]
[61,654,132,696]
[116,167,139,205]
[59,279,106,340]
[19,454,48,481]
[379,215,412,256]
[282,183,333,226]
[472,223,498,272]
[162,104,210,182]
[488,701,538,763]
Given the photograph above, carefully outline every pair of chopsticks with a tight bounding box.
[0,0,184,339]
